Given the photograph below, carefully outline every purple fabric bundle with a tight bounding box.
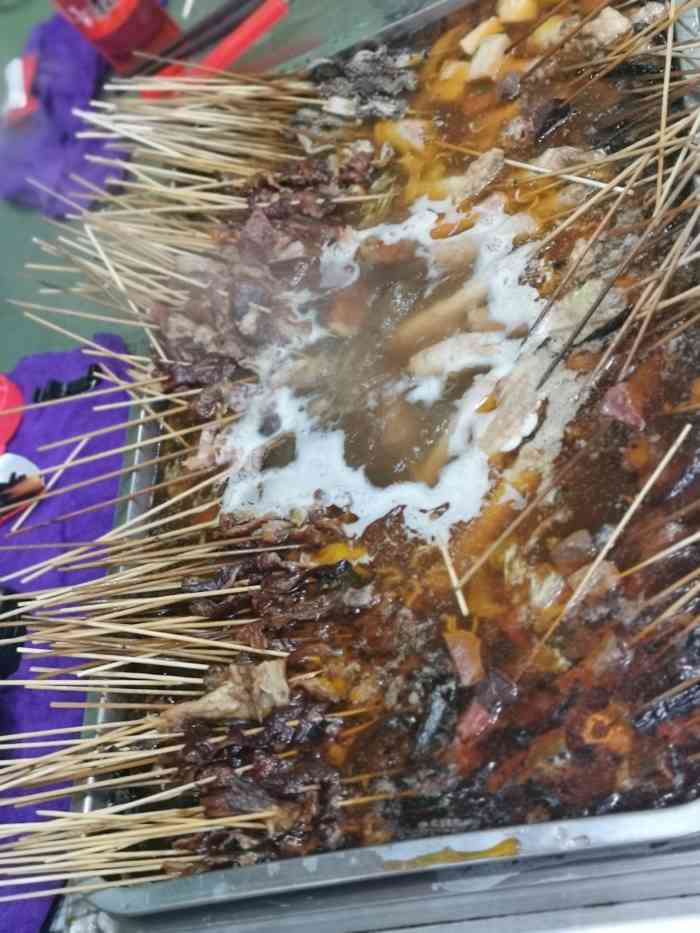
[0,334,132,933]
[0,14,122,218]
[0,1,169,218]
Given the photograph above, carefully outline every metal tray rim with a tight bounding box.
[88,3,700,913]
[92,798,700,916]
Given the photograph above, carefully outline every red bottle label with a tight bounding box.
[54,0,181,73]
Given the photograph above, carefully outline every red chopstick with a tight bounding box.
[195,0,288,75]
[142,0,288,97]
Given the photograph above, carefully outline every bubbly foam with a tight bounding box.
[222,196,544,540]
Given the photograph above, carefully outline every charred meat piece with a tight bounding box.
[309,46,418,121]
[251,750,341,798]
[219,509,347,548]
[414,680,457,758]
[247,145,377,228]
[635,682,700,733]
[199,772,301,834]
[252,559,378,627]
[158,354,251,390]
[200,771,277,815]
[227,697,342,750]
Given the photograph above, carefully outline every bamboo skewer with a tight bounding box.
[36,404,185,452]
[439,542,469,618]
[4,7,700,902]
[28,414,214,481]
[619,202,700,379]
[22,310,151,370]
[6,299,161,332]
[0,875,170,905]
[10,437,90,534]
[543,151,700,386]
[0,376,165,417]
[10,463,215,537]
[520,425,692,675]
[654,15,675,213]
[93,387,202,411]
[0,444,194,526]
[524,155,651,342]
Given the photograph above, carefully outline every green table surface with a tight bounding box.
[0,0,76,370]
[0,0,202,372]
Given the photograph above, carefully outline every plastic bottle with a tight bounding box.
[54,0,181,74]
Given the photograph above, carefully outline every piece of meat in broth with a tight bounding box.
[393,280,488,355]
[157,660,289,732]
[409,332,513,378]
[582,7,631,48]
[477,352,546,456]
[437,148,505,202]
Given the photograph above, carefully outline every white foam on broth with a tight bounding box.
[222,195,545,540]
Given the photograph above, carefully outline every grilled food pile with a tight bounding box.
[4,0,700,901]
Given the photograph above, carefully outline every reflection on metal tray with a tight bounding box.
[81,843,700,931]
[235,0,476,72]
[82,4,700,920]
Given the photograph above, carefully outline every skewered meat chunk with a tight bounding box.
[430,236,478,275]
[582,8,632,48]
[379,398,421,456]
[548,281,626,341]
[408,332,508,378]
[533,146,604,172]
[601,382,646,431]
[569,560,620,601]
[437,149,505,200]
[476,353,547,456]
[327,282,370,337]
[202,775,301,832]
[497,0,538,23]
[550,530,595,575]
[628,2,664,28]
[460,17,504,57]
[358,237,418,267]
[468,34,511,81]
[392,280,487,354]
[157,660,289,732]
[444,630,484,686]
[528,15,579,53]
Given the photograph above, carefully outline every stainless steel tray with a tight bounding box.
[94,802,700,917]
[82,3,700,917]
[84,402,700,918]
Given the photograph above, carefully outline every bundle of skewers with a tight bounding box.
[6,0,700,906]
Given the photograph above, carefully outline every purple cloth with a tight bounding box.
[0,15,120,218]
[0,1,169,218]
[0,334,131,933]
